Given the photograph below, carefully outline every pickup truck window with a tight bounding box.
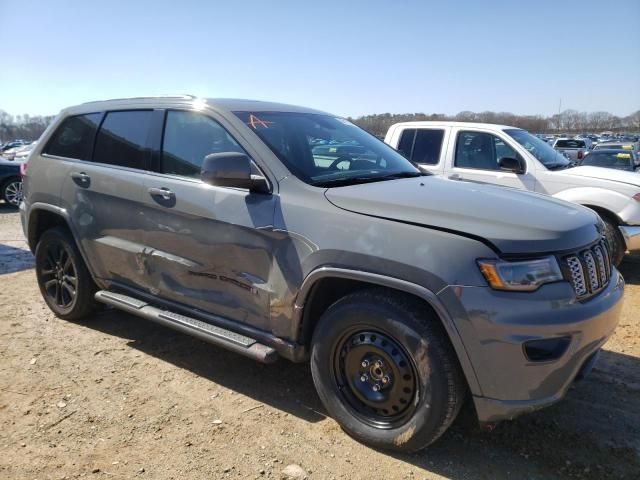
[505,129,571,170]
[454,131,519,171]
[398,129,444,165]
[162,110,245,178]
[555,139,586,149]
[234,111,420,186]
[43,113,102,160]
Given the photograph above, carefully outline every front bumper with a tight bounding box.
[438,270,624,423]
[619,225,640,252]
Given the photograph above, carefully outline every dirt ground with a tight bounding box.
[0,204,638,480]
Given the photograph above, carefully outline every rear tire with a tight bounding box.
[35,227,99,320]
[310,289,465,452]
[601,216,625,267]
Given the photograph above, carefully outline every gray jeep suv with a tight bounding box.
[21,96,624,452]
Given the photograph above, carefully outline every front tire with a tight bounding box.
[1,177,22,206]
[310,289,465,452]
[35,227,99,320]
[601,217,625,267]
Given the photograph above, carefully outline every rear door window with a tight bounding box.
[161,110,245,178]
[43,113,101,160]
[397,129,416,159]
[411,129,444,165]
[93,110,153,169]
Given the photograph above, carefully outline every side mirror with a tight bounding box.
[498,156,524,174]
[201,152,269,193]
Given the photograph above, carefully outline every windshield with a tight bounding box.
[233,111,420,186]
[582,152,635,170]
[505,129,571,169]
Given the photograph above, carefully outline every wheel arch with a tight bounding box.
[582,204,622,225]
[26,204,72,252]
[294,267,482,395]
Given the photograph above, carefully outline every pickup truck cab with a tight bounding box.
[385,121,640,265]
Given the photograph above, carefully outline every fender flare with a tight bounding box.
[26,202,103,284]
[552,187,628,222]
[293,266,482,395]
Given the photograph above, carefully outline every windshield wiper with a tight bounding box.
[312,171,423,188]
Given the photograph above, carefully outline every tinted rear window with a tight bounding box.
[555,139,585,148]
[43,113,101,160]
[94,110,153,169]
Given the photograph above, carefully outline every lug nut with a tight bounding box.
[382,375,390,384]
[372,384,381,392]
[360,374,368,382]
[361,360,369,368]
[374,360,384,368]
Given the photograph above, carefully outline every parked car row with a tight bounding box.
[0,140,37,161]
[20,96,629,453]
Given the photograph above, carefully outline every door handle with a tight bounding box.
[148,187,175,200]
[70,171,91,187]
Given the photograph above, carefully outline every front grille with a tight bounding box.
[561,240,612,299]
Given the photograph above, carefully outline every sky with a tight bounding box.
[1,0,639,118]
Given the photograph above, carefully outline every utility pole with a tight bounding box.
[558,98,562,134]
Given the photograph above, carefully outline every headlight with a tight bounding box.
[477,256,563,292]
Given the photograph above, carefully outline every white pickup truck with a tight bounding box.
[384,121,640,264]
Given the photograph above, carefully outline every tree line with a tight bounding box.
[0,110,55,143]
[349,109,640,138]
[1,107,639,144]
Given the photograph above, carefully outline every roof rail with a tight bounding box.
[81,94,196,105]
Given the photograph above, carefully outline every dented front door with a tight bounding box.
[137,173,278,331]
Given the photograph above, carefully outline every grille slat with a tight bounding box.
[562,240,611,299]
[583,251,599,291]
[593,245,608,286]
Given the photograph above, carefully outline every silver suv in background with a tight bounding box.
[21,96,624,452]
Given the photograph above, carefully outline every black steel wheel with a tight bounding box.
[311,288,466,452]
[333,329,418,428]
[35,227,99,320]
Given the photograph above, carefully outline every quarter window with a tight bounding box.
[43,113,101,160]
[162,111,245,178]
[454,131,521,171]
[93,110,153,169]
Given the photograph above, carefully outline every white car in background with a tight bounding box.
[12,141,36,162]
[385,121,640,265]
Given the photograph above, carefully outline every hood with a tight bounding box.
[324,176,600,254]
[559,165,640,186]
